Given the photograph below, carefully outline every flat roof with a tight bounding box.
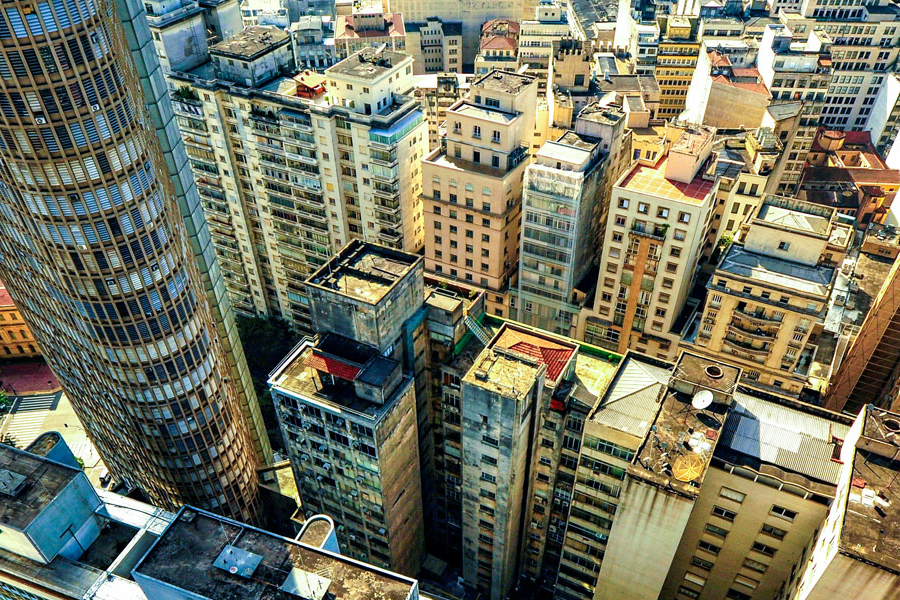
[631,353,739,496]
[719,245,835,297]
[210,27,290,60]
[841,407,900,573]
[451,101,518,124]
[619,156,716,205]
[133,508,416,600]
[0,444,81,531]
[269,337,404,420]
[757,202,832,236]
[472,69,535,94]
[537,135,595,167]
[326,48,410,81]
[306,241,420,305]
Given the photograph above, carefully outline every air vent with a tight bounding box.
[213,545,262,578]
[0,470,27,498]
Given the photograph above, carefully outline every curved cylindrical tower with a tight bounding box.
[0,0,258,519]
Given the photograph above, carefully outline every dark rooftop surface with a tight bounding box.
[0,444,80,530]
[134,509,416,600]
[327,49,410,81]
[598,74,660,94]
[80,521,139,571]
[270,339,407,420]
[473,69,536,94]
[307,240,420,304]
[629,354,739,496]
[841,408,900,572]
[210,26,290,59]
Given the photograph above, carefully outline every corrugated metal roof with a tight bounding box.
[722,391,849,484]
[590,357,669,437]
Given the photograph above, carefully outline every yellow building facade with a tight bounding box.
[0,283,39,358]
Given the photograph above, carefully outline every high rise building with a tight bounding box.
[423,69,538,318]
[268,241,426,575]
[334,8,407,60]
[684,195,851,395]
[825,258,900,415]
[405,18,464,75]
[581,124,720,359]
[655,16,700,120]
[757,24,833,195]
[388,0,536,65]
[475,19,521,76]
[168,42,427,329]
[0,0,260,518]
[514,107,627,337]
[146,0,243,74]
[413,72,471,149]
[517,0,580,87]
[778,1,900,132]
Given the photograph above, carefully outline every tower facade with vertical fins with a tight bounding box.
[0,0,259,519]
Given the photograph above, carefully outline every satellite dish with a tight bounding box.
[692,390,714,410]
[672,453,705,482]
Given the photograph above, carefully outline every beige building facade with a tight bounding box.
[423,70,538,317]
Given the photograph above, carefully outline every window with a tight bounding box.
[770,505,797,522]
[678,586,700,599]
[742,558,767,573]
[492,131,500,143]
[473,125,481,138]
[691,557,714,571]
[684,572,707,587]
[751,542,777,557]
[698,540,720,555]
[720,488,746,503]
[733,575,759,590]
[726,590,751,600]
[618,198,630,209]
[761,524,787,540]
[481,472,497,483]
[705,524,729,538]
[712,506,737,521]
[674,229,687,241]
[778,241,790,251]
[658,207,669,218]
[678,212,691,223]
[638,202,649,214]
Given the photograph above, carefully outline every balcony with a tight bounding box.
[728,321,777,341]
[629,222,667,241]
[733,307,783,326]
[370,152,399,169]
[722,337,769,359]
[378,228,402,245]
[375,201,401,217]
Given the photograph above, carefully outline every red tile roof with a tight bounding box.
[493,328,576,382]
[619,157,716,205]
[305,351,361,381]
[335,13,405,39]
[711,74,769,96]
[480,36,517,51]
[708,51,731,67]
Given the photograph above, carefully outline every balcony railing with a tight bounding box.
[728,321,777,341]
[630,222,667,241]
[733,307,784,325]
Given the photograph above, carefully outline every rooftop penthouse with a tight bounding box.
[132,507,419,600]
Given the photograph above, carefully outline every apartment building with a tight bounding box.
[289,15,336,70]
[405,18,464,75]
[268,242,426,575]
[475,19,521,75]
[0,281,39,358]
[655,16,701,120]
[580,124,720,359]
[704,128,781,254]
[777,0,900,132]
[554,350,853,600]
[414,73,472,149]
[518,0,578,86]
[547,39,594,132]
[776,405,900,600]
[682,48,771,130]
[825,258,900,415]
[870,73,900,158]
[685,196,851,395]
[168,43,427,329]
[757,24,833,194]
[597,74,662,118]
[146,0,243,74]
[515,108,628,337]
[801,129,900,227]
[556,352,741,600]
[423,70,538,317]
[334,9,406,59]
[388,0,536,65]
